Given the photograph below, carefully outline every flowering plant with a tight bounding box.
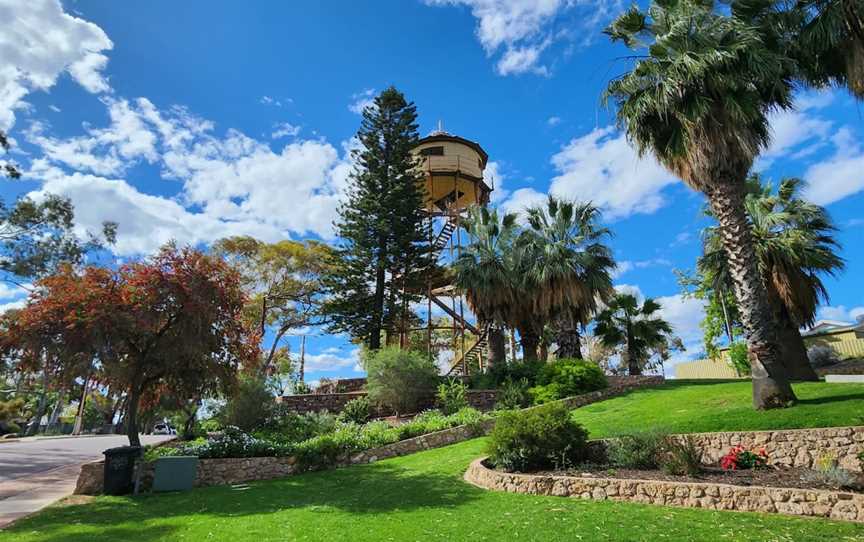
[720,446,768,470]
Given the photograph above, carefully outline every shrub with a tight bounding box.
[802,456,858,490]
[807,345,840,368]
[436,379,469,415]
[365,348,439,416]
[261,409,338,444]
[661,436,702,476]
[199,418,222,434]
[495,378,531,410]
[174,426,294,459]
[338,397,371,425]
[486,402,588,472]
[727,341,751,376]
[720,446,768,470]
[530,358,607,403]
[606,431,667,469]
[219,377,275,432]
[527,384,561,405]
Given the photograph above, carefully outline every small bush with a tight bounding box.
[436,379,469,415]
[365,348,439,415]
[720,446,767,470]
[486,402,588,472]
[173,426,294,459]
[338,397,371,425]
[529,358,607,403]
[661,436,702,476]
[527,384,561,405]
[199,418,222,434]
[261,409,338,444]
[808,345,840,368]
[495,378,531,410]
[606,431,667,469]
[727,342,751,376]
[219,378,276,432]
[806,453,861,489]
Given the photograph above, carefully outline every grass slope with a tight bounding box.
[574,380,864,439]
[4,441,864,541]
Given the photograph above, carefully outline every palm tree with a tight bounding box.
[604,0,798,409]
[452,206,521,366]
[594,293,676,375]
[792,0,864,98]
[520,197,616,359]
[700,176,844,381]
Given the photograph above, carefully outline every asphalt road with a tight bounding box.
[0,435,172,483]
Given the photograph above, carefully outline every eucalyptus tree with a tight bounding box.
[604,0,798,408]
[593,293,678,375]
[700,176,844,381]
[521,197,616,359]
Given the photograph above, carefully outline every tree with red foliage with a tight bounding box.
[2,244,259,446]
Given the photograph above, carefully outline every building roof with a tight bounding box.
[802,319,864,337]
[417,132,489,168]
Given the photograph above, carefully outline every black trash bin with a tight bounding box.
[103,445,142,495]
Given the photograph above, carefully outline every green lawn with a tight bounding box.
[4,380,863,541]
[574,380,864,438]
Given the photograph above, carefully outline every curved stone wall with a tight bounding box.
[464,458,864,523]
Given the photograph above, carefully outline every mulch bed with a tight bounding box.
[535,465,864,493]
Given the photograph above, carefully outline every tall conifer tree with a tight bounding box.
[324,87,429,350]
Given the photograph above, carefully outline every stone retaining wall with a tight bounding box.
[675,426,864,473]
[465,457,864,523]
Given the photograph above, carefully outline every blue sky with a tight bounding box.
[1,0,862,381]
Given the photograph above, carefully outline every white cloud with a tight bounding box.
[498,187,548,216]
[259,96,289,107]
[272,122,301,139]
[802,127,864,206]
[547,116,562,126]
[485,160,509,202]
[497,44,549,76]
[545,126,678,219]
[817,305,864,323]
[612,258,671,278]
[26,98,158,175]
[25,97,356,255]
[0,299,26,315]
[0,0,112,129]
[348,89,376,115]
[756,91,835,171]
[0,282,31,300]
[303,347,363,373]
[424,0,620,76]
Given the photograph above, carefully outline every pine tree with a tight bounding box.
[324,87,429,350]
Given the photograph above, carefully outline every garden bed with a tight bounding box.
[538,465,864,493]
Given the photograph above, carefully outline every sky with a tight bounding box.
[1,0,863,382]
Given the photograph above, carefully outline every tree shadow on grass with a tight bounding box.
[4,461,482,540]
[796,393,864,406]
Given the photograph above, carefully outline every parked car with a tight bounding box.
[153,423,176,435]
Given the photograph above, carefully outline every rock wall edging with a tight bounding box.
[464,457,864,523]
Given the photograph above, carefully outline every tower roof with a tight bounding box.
[417,132,489,169]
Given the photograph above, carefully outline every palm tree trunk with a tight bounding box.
[518,326,540,362]
[486,325,506,370]
[554,313,583,359]
[706,182,796,409]
[776,310,819,381]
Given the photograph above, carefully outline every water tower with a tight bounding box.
[411,127,493,375]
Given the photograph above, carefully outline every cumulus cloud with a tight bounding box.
[547,116,562,126]
[348,89,376,115]
[612,258,671,279]
[802,127,864,206]
[546,126,678,219]
[424,0,619,76]
[272,122,301,139]
[303,347,363,373]
[24,96,355,255]
[0,0,113,129]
